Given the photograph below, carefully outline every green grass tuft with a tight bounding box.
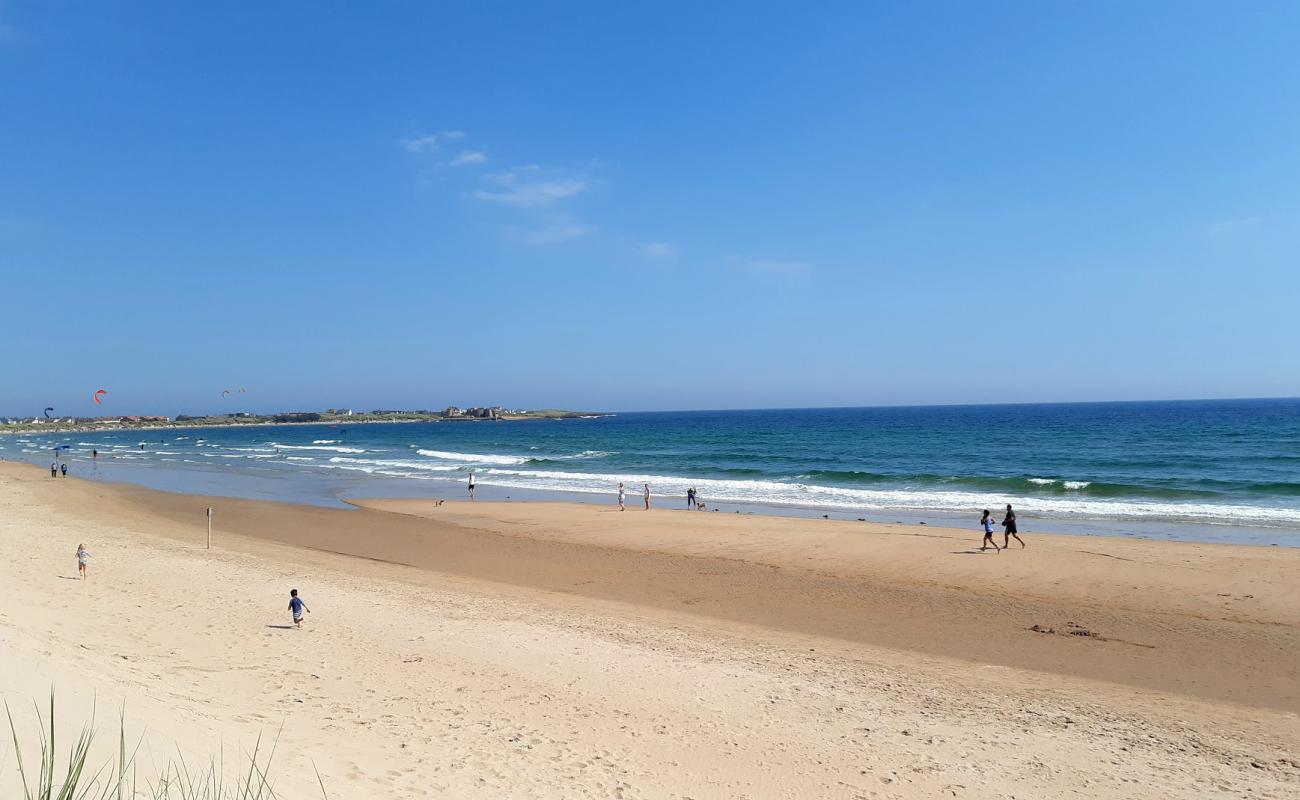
[5,694,320,800]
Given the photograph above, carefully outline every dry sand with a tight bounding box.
[1,461,1297,798]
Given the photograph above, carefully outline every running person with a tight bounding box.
[979,509,1001,552]
[76,544,91,579]
[1002,503,1025,548]
[288,589,310,628]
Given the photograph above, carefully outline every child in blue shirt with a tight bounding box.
[288,589,311,628]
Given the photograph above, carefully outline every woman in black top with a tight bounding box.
[1002,503,1025,548]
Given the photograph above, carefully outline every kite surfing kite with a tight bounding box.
[92,389,108,405]
[43,407,54,419]
[222,389,231,397]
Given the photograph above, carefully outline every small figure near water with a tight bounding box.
[468,471,476,500]
[618,482,626,511]
[643,483,651,510]
[288,588,310,628]
[60,463,68,477]
[50,462,58,478]
[1002,503,1025,548]
[92,449,98,459]
[76,543,92,579]
[980,509,1001,552]
[687,487,696,509]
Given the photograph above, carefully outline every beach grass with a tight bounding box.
[5,694,318,800]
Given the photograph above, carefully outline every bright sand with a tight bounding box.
[1,461,1297,798]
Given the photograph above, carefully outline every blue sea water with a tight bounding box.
[5,399,1300,546]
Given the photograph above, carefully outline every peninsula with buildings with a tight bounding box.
[0,406,605,434]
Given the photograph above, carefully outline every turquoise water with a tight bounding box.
[6,399,1300,544]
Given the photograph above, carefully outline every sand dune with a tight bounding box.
[1,462,1296,798]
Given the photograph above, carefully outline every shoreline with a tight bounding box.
[2,459,1297,797]
[11,448,1300,547]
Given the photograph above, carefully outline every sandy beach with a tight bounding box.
[1,460,1297,798]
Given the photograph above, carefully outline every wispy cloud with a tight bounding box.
[745,259,811,276]
[450,150,487,167]
[474,171,587,207]
[400,131,595,245]
[400,134,441,154]
[1207,216,1260,237]
[643,242,678,259]
[521,216,592,245]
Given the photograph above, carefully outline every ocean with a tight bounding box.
[5,398,1300,546]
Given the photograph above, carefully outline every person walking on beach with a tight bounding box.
[468,471,476,500]
[1002,503,1025,548]
[618,482,626,510]
[980,509,1001,552]
[50,462,58,478]
[687,487,696,509]
[60,463,68,477]
[288,589,310,628]
[76,543,91,579]
[643,483,651,510]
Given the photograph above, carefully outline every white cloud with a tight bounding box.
[449,150,487,167]
[441,130,467,139]
[745,259,811,275]
[643,242,677,259]
[474,172,587,207]
[401,134,440,154]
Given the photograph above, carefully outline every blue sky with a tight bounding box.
[2,2,1298,416]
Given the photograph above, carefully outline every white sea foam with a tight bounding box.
[415,449,528,465]
[1027,477,1090,490]
[326,456,460,473]
[434,466,1300,527]
[312,439,339,444]
[546,450,616,460]
[271,444,366,454]
[201,452,276,460]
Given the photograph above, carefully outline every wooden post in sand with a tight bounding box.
[206,506,212,549]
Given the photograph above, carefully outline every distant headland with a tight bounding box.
[0,407,606,434]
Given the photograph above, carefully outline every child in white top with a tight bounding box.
[76,543,92,578]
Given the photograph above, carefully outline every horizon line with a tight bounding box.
[3,394,1298,421]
